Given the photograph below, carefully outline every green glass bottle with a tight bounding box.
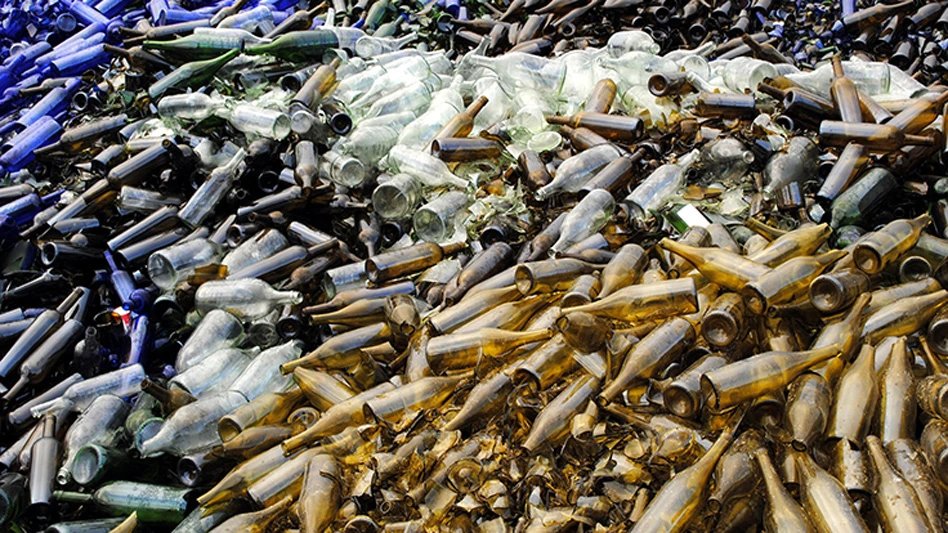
[147,49,239,99]
[245,30,340,62]
[53,481,193,524]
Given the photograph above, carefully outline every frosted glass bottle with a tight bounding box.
[722,57,779,93]
[626,149,700,220]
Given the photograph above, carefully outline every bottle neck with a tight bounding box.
[141,379,176,408]
[464,96,489,118]
[53,491,95,504]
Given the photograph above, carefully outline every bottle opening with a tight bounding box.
[71,446,105,486]
[147,253,177,291]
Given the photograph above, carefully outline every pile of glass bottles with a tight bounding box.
[5,0,948,531]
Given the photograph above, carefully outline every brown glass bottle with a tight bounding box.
[434,96,489,140]
[819,121,936,152]
[365,242,466,284]
[546,112,644,143]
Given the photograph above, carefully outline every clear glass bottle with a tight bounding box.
[222,229,289,276]
[170,347,256,398]
[386,145,468,189]
[178,149,247,228]
[156,92,226,121]
[460,52,567,94]
[413,191,473,243]
[228,341,304,402]
[321,150,366,188]
[535,143,625,200]
[597,51,678,87]
[551,189,616,255]
[215,105,291,140]
[373,173,422,221]
[625,149,699,220]
[31,365,146,417]
[147,237,224,291]
[137,391,248,458]
[336,125,399,165]
[607,30,660,57]
[194,279,303,320]
[721,56,779,93]
[175,309,245,372]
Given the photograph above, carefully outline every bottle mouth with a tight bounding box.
[648,75,670,96]
[217,417,242,443]
[333,157,366,188]
[514,265,536,295]
[930,320,948,356]
[272,114,292,140]
[329,113,353,135]
[809,277,845,313]
[147,253,176,291]
[664,386,697,419]
[899,256,931,282]
[177,456,203,487]
[412,208,447,244]
[852,245,882,275]
[699,375,722,412]
[741,287,766,316]
[40,242,60,266]
[71,446,106,486]
[702,312,739,348]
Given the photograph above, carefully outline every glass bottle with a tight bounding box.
[56,394,129,486]
[756,450,815,533]
[178,148,247,228]
[413,191,472,243]
[877,337,916,444]
[321,150,367,189]
[215,105,291,140]
[762,137,819,197]
[146,236,224,291]
[28,414,58,520]
[523,375,599,452]
[372,174,422,221]
[336,125,399,165]
[175,309,244,372]
[659,238,770,290]
[137,391,247,457]
[244,30,340,62]
[52,482,193,525]
[741,250,846,315]
[700,346,840,412]
[852,214,931,275]
[386,145,468,189]
[299,455,341,533]
[170,347,254,398]
[599,317,696,404]
[147,48,239,99]
[606,30,660,56]
[625,149,699,220]
[721,56,779,92]
[194,279,303,320]
[819,121,936,152]
[222,229,289,276]
[795,450,871,531]
[629,428,735,532]
[548,195,613,257]
[460,52,566,93]
[536,143,626,200]
[597,51,678,88]
[228,341,304,402]
[30,365,146,416]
